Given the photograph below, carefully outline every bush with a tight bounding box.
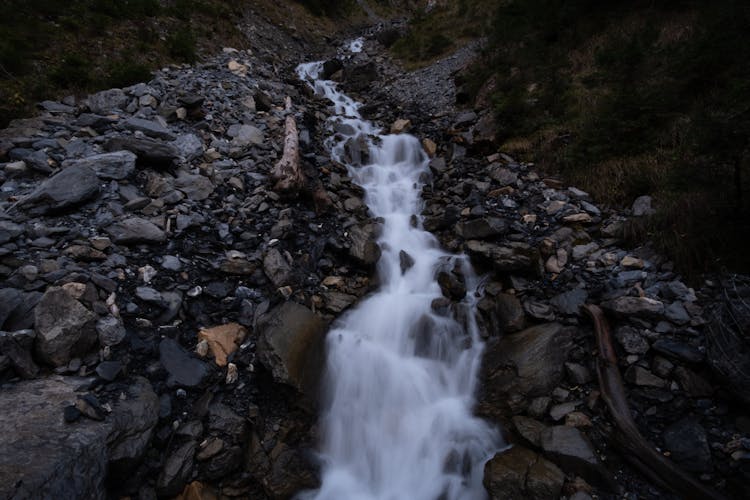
[50,54,92,88]
[105,59,152,88]
[168,28,197,63]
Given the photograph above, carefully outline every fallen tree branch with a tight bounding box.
[271,97,305,195]
[582,304,726,500]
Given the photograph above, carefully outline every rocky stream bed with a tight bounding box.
[0,18,749,500]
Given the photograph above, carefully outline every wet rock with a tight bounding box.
[483,445,564,500]
[437,271,466,300]
[197,323,248,367]
[322,291,357,313]
[343,61,378,92]
[256,302,327,401]
[390,118,411,134]
[465,240,539,274]
[63,151,137,180]
[347,223,381,265]
[106,217,166,244]
[19,165,99,214]
[540,426,611,487]
[399,250,415,273]
[457,217,508,239]
[512,416,546,447]
[480,323,573,414]
[159,338,208,388]
[34,286,98,367]
[663,418,712,472]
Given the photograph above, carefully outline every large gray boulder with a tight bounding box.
[19,165,100,215]
[256,302,328,402]
[0,376,158,499]
[106,217,166,245]
[479,323,573,416]
[484,445,564,499]
[540,426,612,487]
[63,151,137,180]
[34,287,98,367]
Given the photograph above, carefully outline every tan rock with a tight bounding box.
[620,255,644,269]
[421,138,437,157]
[198,323,248,367]
[562,213,592,224]
[390,118,411,134]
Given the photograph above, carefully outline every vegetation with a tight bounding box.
[393,0,750,275]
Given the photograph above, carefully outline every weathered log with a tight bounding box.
[582,304,726,500]
[271,97,305,195]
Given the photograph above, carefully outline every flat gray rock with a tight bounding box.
[63,151,137,180]
[106,217,166,244]
[20,164,100,214]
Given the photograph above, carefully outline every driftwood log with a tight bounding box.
[271,97,332,213]
[582,304,726,500]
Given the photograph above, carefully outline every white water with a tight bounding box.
[296,41,502,500]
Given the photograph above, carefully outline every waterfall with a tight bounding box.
[296,42,502,500]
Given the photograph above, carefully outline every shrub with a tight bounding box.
[168,28,197,63]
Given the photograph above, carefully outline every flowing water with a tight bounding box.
[296,42,503,500]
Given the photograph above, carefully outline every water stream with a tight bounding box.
[296,41,502,500]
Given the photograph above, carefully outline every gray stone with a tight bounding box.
[663,418,712,472]
[231,124,264,148]
[256,302,327,401]
[652,338,704,363]
[480,323,573,415]
[614,326,650,354]
[0,221,25,245]
[602,296,664,319]
[664,301,690,325]
[0,375,158,499]
[88,88,130,113]
[489,165,518,186]
[123,117,175,140]
[173,133,203,162]
[483,445,564,500]
[34,287,98,367]
[64,151,137,180]
[551,288,588,315]
[348,223,381,265]
[263,248,294,288]
[20,165,100,214]
[0,329,38,378]
[157,440,197,497]
[632,195,655,216]
[159,338,208,388]
[174,172,214,201]
[106,217,166,244]
[457,217,508,239]
[565,362,592,384]
[105,136,179,166]
[625,366,665,387]
[465,240,539,273]
[97,316,127,347]
[540,425,611,486]
[161,255,182,271]
[0,288,23,328]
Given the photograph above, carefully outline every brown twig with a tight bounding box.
[582,304,726,500]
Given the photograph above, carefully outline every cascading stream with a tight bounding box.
[296,41,503,500]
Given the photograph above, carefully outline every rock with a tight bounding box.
[175,172,214,201]
[105,136,179,166]
[601,296,664,319]
[480,323,573,415]
[0,376,158,499]
[457,217,508,239]
[96,360,122,381]
[263,248,294,288]
[322,291,357,313]
[159,338,208,388]
[465,240,539,274]
[88,88,130,113]
[123,117,175,140]
[343,61,377,92]
[565,362,592,384]
[512,416,546,447]
[614,326,650,354]
[664,301,690,325]
[632,195,655,216]
[106,217,166,244]
[437,271,466,300]
[663,418,712,472]
[230,124,264,148]
[399,250,415,273]
[173,133,204,162]
[197,323,248,367]
[625,366,665,387]
[551,288,588,315]
[390,118,411,134]
[64,150,137,180]
[34,286,98,367]
[0,221,25,245]
[0,288,23,328]
[157,440,197,497]
[483,445,564,500]
[489,166,518,186]
[20,165,100,214]
[422,138,437,157]
[652,338,704,363]
[571,243,598,261]
[256,302,327,401]
[540,426,610,487]
[347,223,381,265]
[97,316,127,346]
[0,329,38,378]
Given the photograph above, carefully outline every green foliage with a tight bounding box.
[168,28,197,63]
[294,0,354,17]
[105,58,152,88]
[50,54,92,89]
